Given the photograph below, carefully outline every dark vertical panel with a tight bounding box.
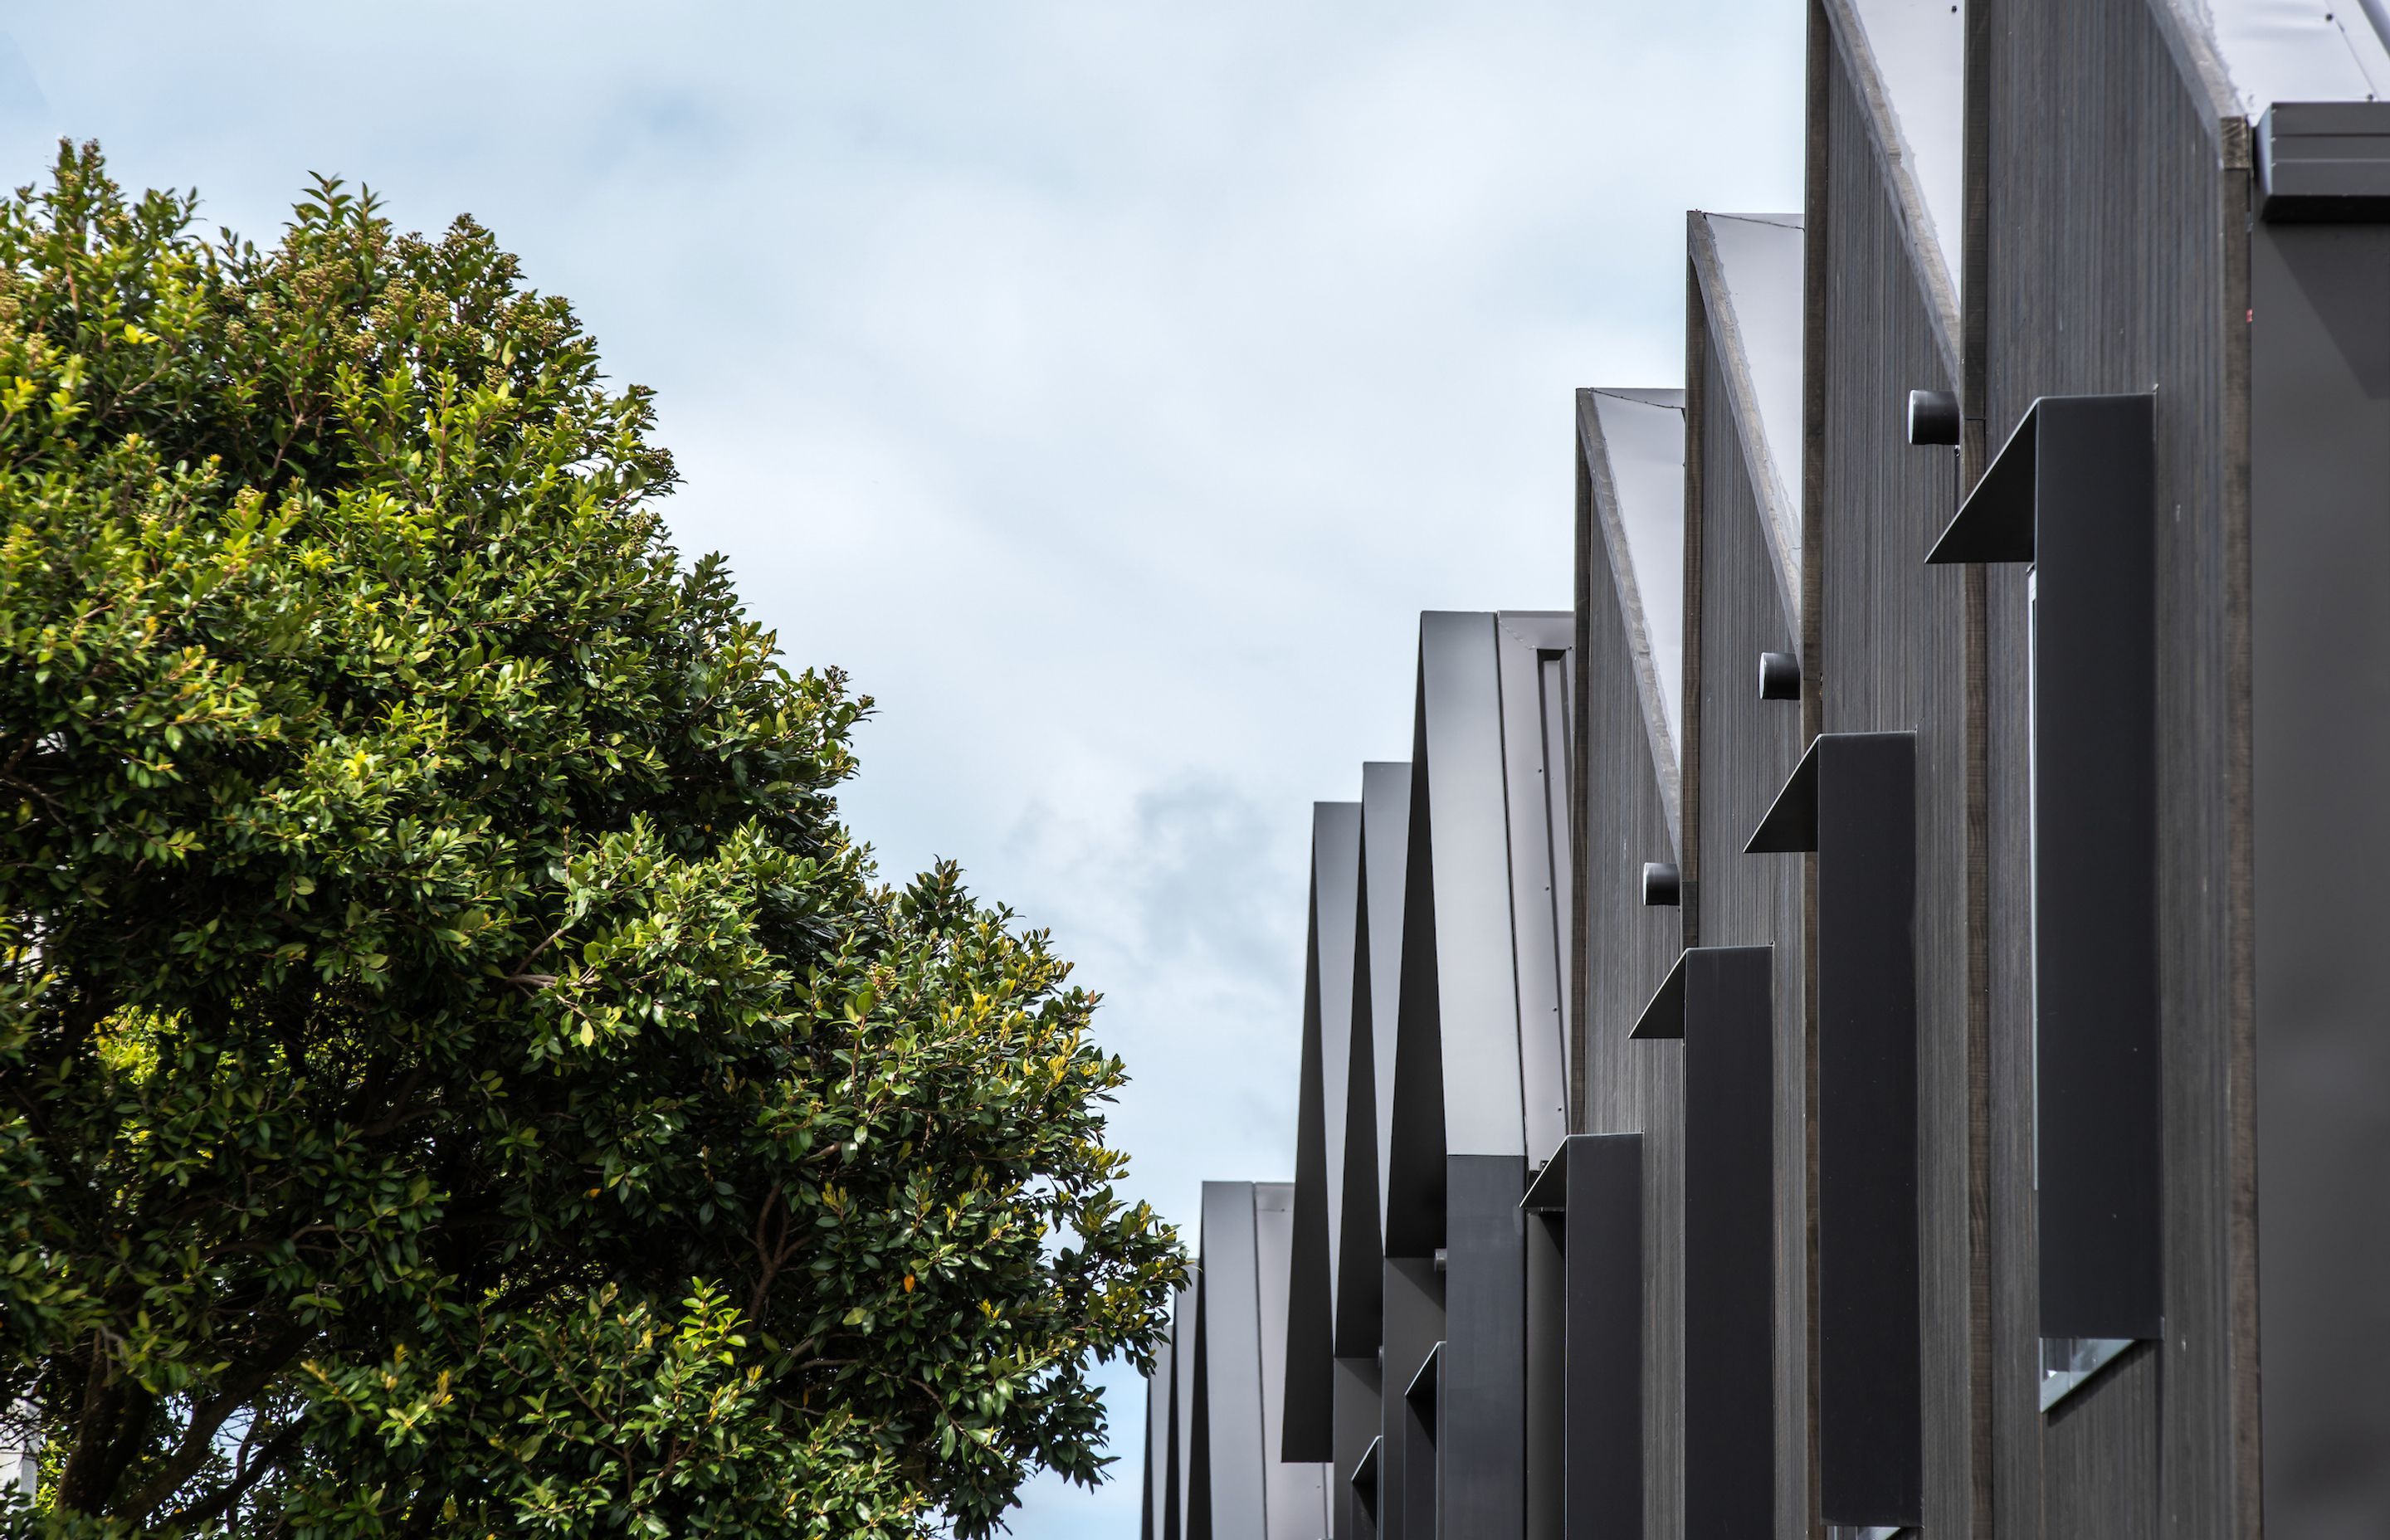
[2032,395,2160,1342]
[1813,733,1922,1524]
[1402,1354,1439,1540]
[1334,1359,1383,1540]
[1379,1257,1445,1540]
[1191,1274,1214,1540]
[1174,1272,1201,1540]
[1442,1156,1526,1540]
[1288,842,1336,1462]
[2251,219,2390,1538]
[1566,1134,1645,1540]
[1150,1295,1180,1540]
[1526,1201,1564,1540]
[1682,946,1774,1540]
[1387,677,1448,1262]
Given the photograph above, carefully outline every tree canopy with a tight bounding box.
[0,143,1182,1538]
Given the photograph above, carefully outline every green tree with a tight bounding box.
[0,143,1183,1538]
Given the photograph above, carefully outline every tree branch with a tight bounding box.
[157,1419,303,1530]
[121,1321,313,1520]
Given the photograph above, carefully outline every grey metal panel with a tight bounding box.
[1290,805,1363,1462]
[1339,831,1387,1361]
[1150,1301,1179,1540]
[1984,1,2256,1529]
[1441,1155,1527,1540]
[1417,612,1529,1162]
[1498,612,1576,1162]
[1678,947,1774,1540]
[1202,1182,1269,1540]
[1177,1271,1201,1540]
[1378,1258,1446,1540]
[1364,762,1414,1247]
[1256,1182,1333,1540]
[1561,1133,1644,1540]
[1319,805,1363,1328]
[2252,217,2390,1538]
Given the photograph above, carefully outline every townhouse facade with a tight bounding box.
[1146,2,2390,1536]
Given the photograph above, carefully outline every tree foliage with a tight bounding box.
[0,143,1182,1537]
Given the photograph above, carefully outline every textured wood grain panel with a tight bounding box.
[1811,30,1977,1539]
[1687,280,1808,1540]
[1574,388,1690,1540]
[1982,0,2253,1534]
[2042,1344,2162,1540]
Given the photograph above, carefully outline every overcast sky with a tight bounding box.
[0,4,1802,1532]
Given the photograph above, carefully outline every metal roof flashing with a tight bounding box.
[1583,387,1689,781]
[1693,211,1807,619]
[1834,0,1966,329]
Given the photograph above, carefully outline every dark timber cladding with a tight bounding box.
[1981,2,2249,1534]
[1570,383,1686,1540]
[1802,2,1975,1529]
[1683,206,1805,1538]
[1146,4,2390,1538]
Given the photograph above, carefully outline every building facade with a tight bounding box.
[1145,2,2390,1537]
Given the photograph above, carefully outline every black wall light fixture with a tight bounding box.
[1641,861,1681,907]
[1906,389,1961,446]
[1633,947,1773,1539]
[1758,651,1802,700]
[1925,393,2162,1406]
[1750,733,1921,1528]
